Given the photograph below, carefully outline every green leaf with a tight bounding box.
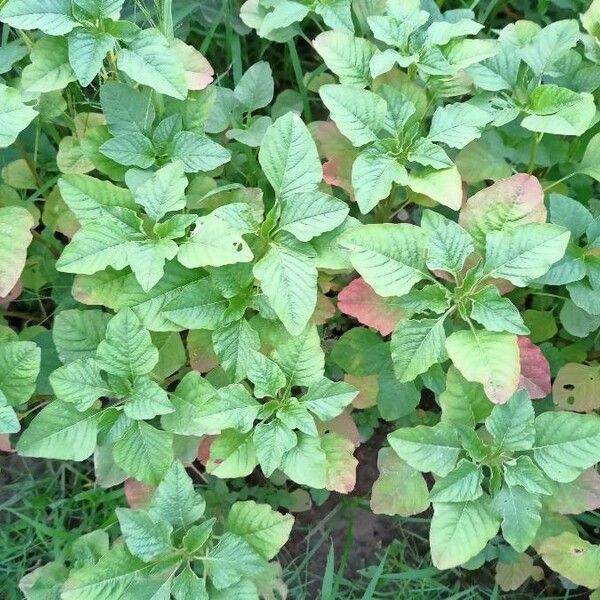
[407,166,463,211]
[0,84,37,148]
[503,455,552,496]
[52,309,110,363]
[446,330,519,404]
[281,432,327,488]
[430,496,500,569]
[56,216,138,276]
[439,366,492,427]
[340,223,428,297]
[172,565,208,600]
[194,383,260,434]
[161,371,216,436]
[319,84,387,146]
[522,85,595,136]
[206,532,267,590]
[428,102,493,149]
[96,308,158,379]
[253,240,317,335]
[20,36,75,96]
[429,459,483,503]
[277,191,348,242]
[73,0,125,19]
[68,29,115,87]
[421,210,474,276]
[493,484,541,553]
[113,421,173,485]
[0,340,40,407]
[234,61,274,111]
[407,138,452,169]
[313,31,377,87]
[115,508,173,562]
[520,20,579,76]
[100,81,155,136]
[388,423,462,477]
[16,401,99,461]
[258,112,322,199]
[533,411,600,483]
[213,319,260,382]
[485,390,534,450]
[0,207,31,295]
[58,173,137,224]
[206,430,257,478]
[169,131,231,172]
[162,279,227,330]
[132,161,187,221]
[148,461,205,528]
[124,376,174,420]
[99,133,155,168]
[0,0,77,35]
[300,377,358,421]
[61,545,162,600]
[177,214,253,268]
[277,398,317,436]
[271,325,324,386]
[0,393,19,434]
[351,146,407,214]
[227,500,294,560]
[49,358,110,410]
[117,29,187,100]
[482,223,570,286]
[246,350,286,399]
[126,238,178,292]
[253,419,296,477]
[469,286,529,335]
[370,447,429,516]
[390,317,447,383]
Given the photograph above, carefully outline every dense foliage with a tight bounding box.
[1,0,600,597]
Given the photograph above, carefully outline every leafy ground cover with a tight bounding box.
[1,0,600,598]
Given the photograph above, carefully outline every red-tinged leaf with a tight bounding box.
[0,278,22,306]
[196,435,216,465]
[187,330,219,373]
[317,408,360,447]
[171,39,214,90]
[309,120,354,159]
[321,432,357,493]
[0,434,13,452]
[338,277,409,336]
[312,294,335,325]
[345,373,378,409]
[124,478,154,509]
[545,469,600,515]
[459,174,546,246]
[517,336,551,399]
[323,157,354,198]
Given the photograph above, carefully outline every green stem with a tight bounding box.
[287,39,312,122]
[527,132,542,174]
[543,172,576,192]
[159,0,174,40]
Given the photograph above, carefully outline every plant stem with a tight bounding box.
[287,39,312,122]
